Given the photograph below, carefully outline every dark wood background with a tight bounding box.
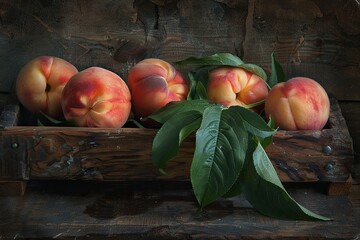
[0,1,360,239]
[0,0,359,177]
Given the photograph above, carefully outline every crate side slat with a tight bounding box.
[0,180,27,196]
[1,127,193,181]
[268,129,352,182]
[0,97,354,185]
[0,94,27,180]
[0,132,29,179]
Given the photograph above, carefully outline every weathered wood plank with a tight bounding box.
[0,126,194,181]
[0,94,25,182]
[0,1,357,197]
[0,180,358,239]
[0,97,353,191]
[339,101,360,178]
[0,0,248,92]
[0,180,26,196]
[243,0,360,101]
[327,175,352,196]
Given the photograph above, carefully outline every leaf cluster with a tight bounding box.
[148,53,330,221]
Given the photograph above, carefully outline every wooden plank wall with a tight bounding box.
[0,0,359,177]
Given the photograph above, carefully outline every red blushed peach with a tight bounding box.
[61,67,131,128]
[16,56,78,119]
[265,77,330,130]
[207,67,268,111]
[128,58,188,118]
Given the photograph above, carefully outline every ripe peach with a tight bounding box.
[264,77,330,130]
[207,67,268,111]
[61,67,131,128]
[128,58,188,118]
[16,56,78,119]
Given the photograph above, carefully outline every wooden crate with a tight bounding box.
[0,95,354,196]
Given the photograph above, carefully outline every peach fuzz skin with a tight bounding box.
[207,67,268,110]
[128,58,188,118]
[265,77,330,131]
[16,56,78,119]
[61,67,131,128]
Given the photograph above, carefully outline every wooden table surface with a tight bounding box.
[0,180,359,239]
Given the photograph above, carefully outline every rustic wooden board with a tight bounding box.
[1,0,359,180]
[0,180,26,196]
[243,0,360,101]
[0,0,247,92]
[0,95,353,197]
[0,180,359,239]
[340,101,360,179]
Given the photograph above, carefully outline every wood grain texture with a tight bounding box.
[0,1,359,238]
[0,0,247,91]
[243,0,360,101]
[0,97,353,193]
[0,180,26,196]
[0,180,359,239]
[340,101,360,178]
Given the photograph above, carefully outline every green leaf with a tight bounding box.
[259,116,276,148]
[176,53,267,81]
[241,140,331,221]
[232,106,276,139]
[268,52,285,88]
[152,110,202,171]
[187,68,213,100]
[194,81,208,100]
[221,178,242,198]
[221,140,252,198]
[238,63,268,81]
[147,99,211,124]
[223,111,276,198]
[267,115,275,129]
[175,53,244,67]
[191,105,248,208]
[176,53,268,101]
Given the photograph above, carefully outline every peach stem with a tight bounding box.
[243,99,265,109]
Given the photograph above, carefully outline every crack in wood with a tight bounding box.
[154,4,159,30]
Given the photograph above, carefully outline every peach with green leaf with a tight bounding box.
[207,67,269,111]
